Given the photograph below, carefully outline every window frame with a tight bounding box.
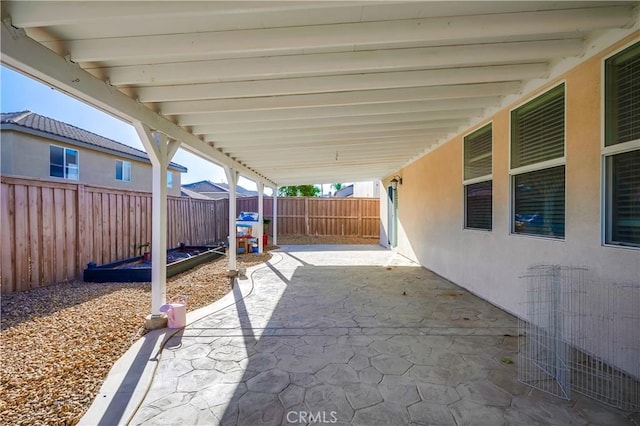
[509,81,567,240]
[115,159,132,182]
[462,122,493,231]
[49,144,79,181]
[601,40,640,249]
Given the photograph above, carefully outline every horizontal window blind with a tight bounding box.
[605,41,640,147]
[609,150,640,246]
[464,124,492,180]
[514,166,565,238]
[511,84,565,168]
[466,181,492,230]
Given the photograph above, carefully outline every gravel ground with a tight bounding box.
[0,236,375,425]
[0,251,270,426]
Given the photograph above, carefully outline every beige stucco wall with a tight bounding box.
[0,130,182,196]
[381,34,640,374]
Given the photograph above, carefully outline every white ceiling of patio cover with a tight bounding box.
[2,1,637,185]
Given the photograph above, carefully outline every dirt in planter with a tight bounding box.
[0,251,270,426]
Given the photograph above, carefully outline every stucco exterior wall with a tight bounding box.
[381,35,639,373]
[0,130,182,196]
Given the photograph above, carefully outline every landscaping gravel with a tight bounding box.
[0,251,270,425]
[0,236,377,425]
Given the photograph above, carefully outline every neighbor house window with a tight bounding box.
[115,160,131,182]
[167,171,173,188]
[464,123,492,230]
[604,41,640,247]
[511,83,565,238]
[50,145,78,180]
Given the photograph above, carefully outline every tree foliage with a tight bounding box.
[331,183,343,191]
[278,185,321,197]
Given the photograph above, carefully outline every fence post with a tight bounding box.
[358,199,363,237]
[304,197,310,236]
[76,184,86,277]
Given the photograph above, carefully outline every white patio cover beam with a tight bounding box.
[0,21,275,188]
[192,109,483,134]
[133,123,180,318]
[175,97,502,125]
[161,82,521,115]
[54,7,632,62]
[101,39,582,86]
[209,129,456,146]
[136,63,547,102]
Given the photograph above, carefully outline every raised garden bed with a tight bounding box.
[83,243,226,283]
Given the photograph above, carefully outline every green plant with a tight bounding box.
[135,242,150,256]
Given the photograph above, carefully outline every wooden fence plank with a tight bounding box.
[1,184,15,293]
[93,192,103,265]
[41,188,54,287]
[14,185,30,291]
[65,189,77,280]
[109,193,117,263]
[77,185,86,276]
[53,188,66,284]
[27,186,41,287]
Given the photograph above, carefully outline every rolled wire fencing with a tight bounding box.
[518,265,639,411]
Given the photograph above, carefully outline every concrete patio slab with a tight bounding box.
[83,245,635,425]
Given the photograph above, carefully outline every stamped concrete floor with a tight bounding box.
[131,246,632,425]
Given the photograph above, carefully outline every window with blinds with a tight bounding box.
[514,166,565,238]
[464,124,492,180]
[607,151,640,246]
[466,181,492,230]
[464,124,492,230]
[511,84,565,169]
[605,41,640,147]
[604,42,640,247]
[510,84,565,238]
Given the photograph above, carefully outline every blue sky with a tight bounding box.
[1,65,241,187]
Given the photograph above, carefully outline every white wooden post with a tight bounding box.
[225,167,239,273]
[134,123,180,326]
[258,182,264,253]
[273,186,278,245]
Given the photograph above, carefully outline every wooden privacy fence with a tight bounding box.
[237,196,380,238]
[0,176,228,294]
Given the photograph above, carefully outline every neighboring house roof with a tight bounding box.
[182,180,257,197]
[334,184,354,198]
[0,110,187,172]
[180,187,213,200]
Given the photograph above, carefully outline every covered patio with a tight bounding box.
[2,2,638,424]
[82,246,630,425]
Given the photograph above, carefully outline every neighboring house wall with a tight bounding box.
[353,181,380,198]
[380,35,639,374]
[0,130,182,196]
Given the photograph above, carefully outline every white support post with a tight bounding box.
[134,122,180,326]
[258,182,264,253]
[225,167,239,273]
[273,186,278,246]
